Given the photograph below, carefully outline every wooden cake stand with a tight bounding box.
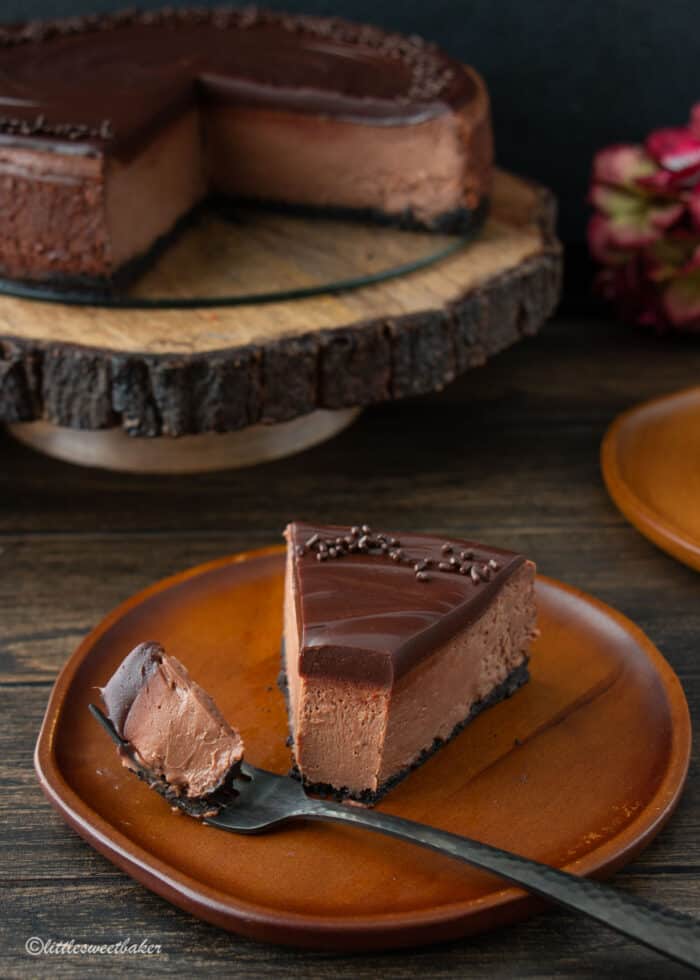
[0,170,561,473]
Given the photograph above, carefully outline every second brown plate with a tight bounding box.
[601,386,700,572]
[35,547,690,950]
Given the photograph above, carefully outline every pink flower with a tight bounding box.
[588,102,700,332]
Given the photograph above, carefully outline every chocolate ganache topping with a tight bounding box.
[286,522,527,685]
[0,7,477,156]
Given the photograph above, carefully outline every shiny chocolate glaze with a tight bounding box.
[100,640,162,737]
[0,8,477,158]
[286,522,528,685]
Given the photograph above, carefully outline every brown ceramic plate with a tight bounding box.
[601,386,700,573]
[35,546,690,950]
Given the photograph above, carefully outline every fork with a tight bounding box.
[90,704,700,969]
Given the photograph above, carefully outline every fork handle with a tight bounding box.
[303,800,700,970]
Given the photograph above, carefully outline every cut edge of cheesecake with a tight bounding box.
[282,522,537,804]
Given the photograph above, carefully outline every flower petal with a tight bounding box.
[589,185,640,215]
[592,144,657,188]
[646,235,695,281]
[637,170,676,192]
[590,186,683,246]
[646,126,700,180]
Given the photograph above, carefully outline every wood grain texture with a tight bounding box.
[0,171,561,435]
[2,312,700,977]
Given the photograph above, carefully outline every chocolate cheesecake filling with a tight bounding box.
[0,8,492,283]
[283,522,537,802]
[101,641,244,799]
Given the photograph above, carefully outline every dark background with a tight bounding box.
[2,0,698,244]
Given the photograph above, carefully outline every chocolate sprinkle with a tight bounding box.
[297,523,505,588]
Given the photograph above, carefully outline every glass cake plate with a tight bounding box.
[0,204,474,309]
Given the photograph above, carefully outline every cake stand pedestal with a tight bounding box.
[8,408,360,474]
[0,169,561,473]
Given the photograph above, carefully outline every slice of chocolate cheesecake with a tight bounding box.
[283,522,536,803]
[0,8,492,285]
[100,642,244,808]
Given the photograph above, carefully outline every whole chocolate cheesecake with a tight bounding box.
[283,522,537,803]
[0,7,493,285]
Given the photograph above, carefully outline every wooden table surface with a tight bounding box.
[2,306,699,978]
